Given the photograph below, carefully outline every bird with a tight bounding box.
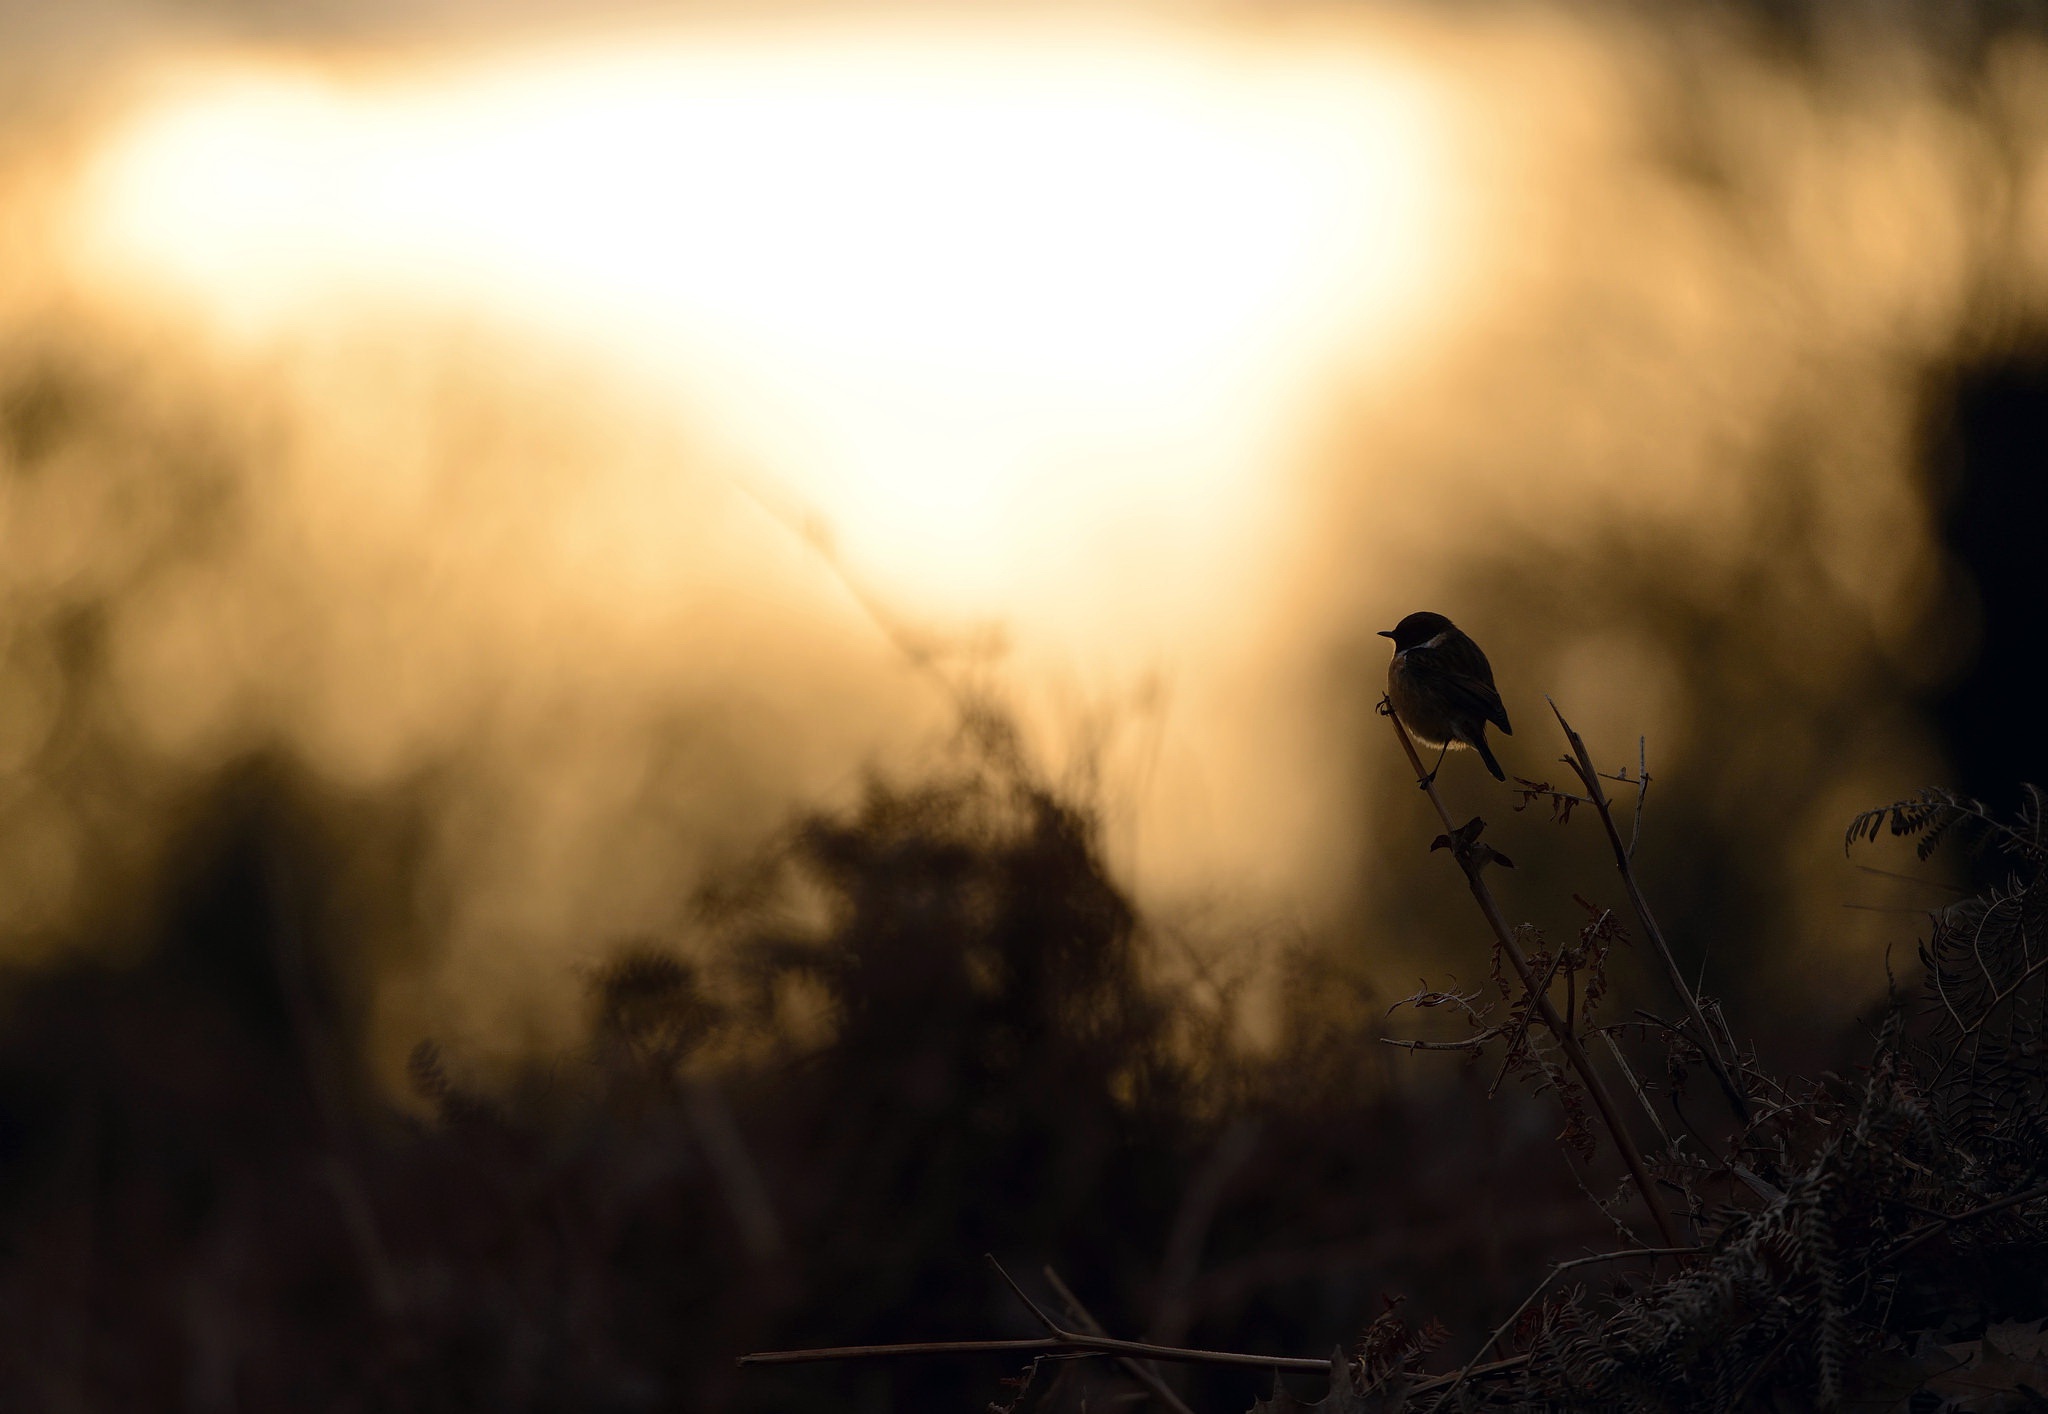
[1380,611,1512,784]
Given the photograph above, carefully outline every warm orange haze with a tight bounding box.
[5,3,2048,1409]
[6,1,2048,1062]
[21,9,1473,1061]
[50,15,1483,1046]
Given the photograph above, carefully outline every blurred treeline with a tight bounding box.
[0,731,1621,1411]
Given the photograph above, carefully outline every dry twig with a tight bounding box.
[1382,699,1686,1249]
[1045,1266,1197,1414]
[741,1255,1344,1377]
[1428,1245,1700,1409]
[1547,698,1752,1125]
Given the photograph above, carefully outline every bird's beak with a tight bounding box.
[1377,629,1395,639]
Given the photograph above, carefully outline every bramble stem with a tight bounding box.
[1546,698,1752,1125]
[1386,703,1686,1250]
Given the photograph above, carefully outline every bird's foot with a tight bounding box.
[1417,771,1438,791]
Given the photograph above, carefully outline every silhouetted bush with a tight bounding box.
[0,744,1601,1412]
[0,730,2038,1411]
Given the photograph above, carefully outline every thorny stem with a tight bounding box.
[1385,702,1687,1250]
[1488,945,1570,1099]
[1629,735,1648,861]
[1547,698,1753,1125]
[1600,1029,1681,1165]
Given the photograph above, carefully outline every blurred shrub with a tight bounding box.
[0,739,1602,1413]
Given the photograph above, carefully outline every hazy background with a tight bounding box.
[1,0,2045,1082]
[5,3,2048,1409]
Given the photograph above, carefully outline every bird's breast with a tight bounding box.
[1387,656,1456,747]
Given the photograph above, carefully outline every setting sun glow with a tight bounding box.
[70,22,1466,619]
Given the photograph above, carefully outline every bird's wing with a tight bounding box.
[1461,672,1511,736]
[1407,646,1511,736]
[1450,638,1512,735]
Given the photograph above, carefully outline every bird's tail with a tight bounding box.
[1475,735,1506,781]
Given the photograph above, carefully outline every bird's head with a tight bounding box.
[1378,610,1456,653]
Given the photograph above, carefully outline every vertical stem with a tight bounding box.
[1386,707,1684,1250]
[1546,699,1752,1125]
[1600,1030,1680,1161]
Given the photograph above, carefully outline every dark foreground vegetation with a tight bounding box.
[0,718,2041,1412]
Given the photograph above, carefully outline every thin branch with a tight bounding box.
[1044,1267,1197,1414]
[1600,1030,1680,1165]
[1380,1034,1503,1053]
[1385,700,1686,1250]
[1629,735,1648,862]
[1885,1179,2048,1262]
[1855,863,1969,895]
[1666,1087,1730,1170]
[742,1334,1543,1395]
[740,1334,1342,1374]
[988,1254,1066,1335]
[1427,1247,1700,1409]
[1489,946,1571,1099]
[1412,1353,1534,1393]
[1548,698,1752,1125]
